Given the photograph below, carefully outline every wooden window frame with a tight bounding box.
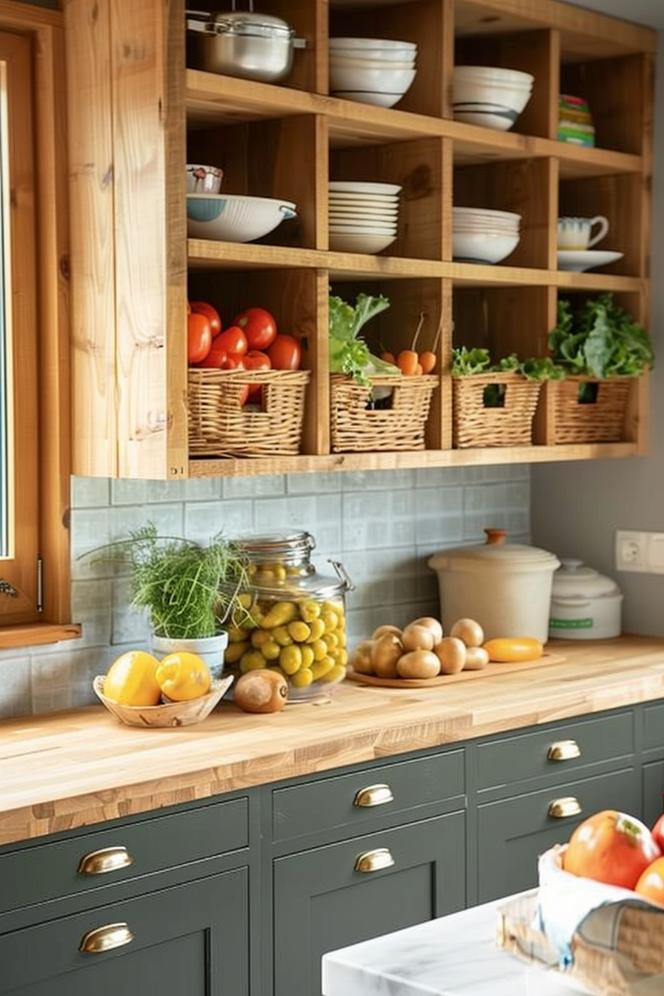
[0,2,79,648]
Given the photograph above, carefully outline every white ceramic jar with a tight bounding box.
[549,558,622,639]
[428,528,560,643]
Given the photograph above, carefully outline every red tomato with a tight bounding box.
[196,338,227,369]
[635,857,664,905]
[243,350,271,402]
[190,300,222,337]
[188,312,211,365]
[217,325,248,356]
[220,352,245,370]
[652,814,664,852]
[233,308,277,351]
[267,334,301,371]
[563,810,660,889]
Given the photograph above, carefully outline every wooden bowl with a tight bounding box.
[93,674,234,728]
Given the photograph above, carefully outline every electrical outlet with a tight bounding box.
[615,530,648,572]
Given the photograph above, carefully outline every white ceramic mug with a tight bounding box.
[557,215,609,251]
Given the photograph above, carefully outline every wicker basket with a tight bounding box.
[188,368,310,458]
[330,374,438,453]
[452,372,542,448]
[546,375,632,444]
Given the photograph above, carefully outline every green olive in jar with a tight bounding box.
[311,657,334,681]
[279,645,303,675]
[225,640,250,665]
[306,619,325,643]
[272,625,293,647]
[261,639,281,661]
[291,668,314,688]
[299,600,321,622]
[261,601,298,629]
[240,650,267,673]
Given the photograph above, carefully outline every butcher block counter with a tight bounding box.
[1,636,663,847]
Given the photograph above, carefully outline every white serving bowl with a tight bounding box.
[330,222,397,234]
[329,230,397,254]
[454,207,522,225]
[453,230,520,264]
[330,192,400,204]
[186,194,297,243]
[330,55,415,71]
[330,65,416,93]
[331,37,416,52]
[454,66,534,87]
[330,208,399,221]
[332,90,408,108]
[453,79,533,130]
[454,220,520,233]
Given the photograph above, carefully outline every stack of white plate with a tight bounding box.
[453,207,521,264]
[329,181,401,254]
[330,38,417,108]
[453,66,534,131]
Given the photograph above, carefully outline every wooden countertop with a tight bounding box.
[1,636,664,846]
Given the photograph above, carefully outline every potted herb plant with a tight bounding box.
[99,525,250,677]
[547,294,654,444]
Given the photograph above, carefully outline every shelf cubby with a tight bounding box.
[330,137,449,261]
[453,285,551,360]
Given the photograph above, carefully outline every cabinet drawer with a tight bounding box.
[476,712,634,792]
[477,766,639,902]
[0,869,248,995]
[0,797,248,916]
[274,811,465,996]
[272,750,465,843]
[643,703,664,751]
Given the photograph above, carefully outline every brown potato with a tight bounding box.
[372,624,402,641]
[411,617,443,644]
[434,637,466,675]
[464,646,489,671]
[450,618,484,649]
[350,640,375,675]
[234,670,288,714]
[371,633,403,678]
[401,623,435,652]
[397,650,441,680]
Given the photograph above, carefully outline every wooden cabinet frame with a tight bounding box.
[66,0,655,482]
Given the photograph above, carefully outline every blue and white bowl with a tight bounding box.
[186,194,297,243]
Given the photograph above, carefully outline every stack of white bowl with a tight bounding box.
[329,181,401,254]
[453,207,521,264]
[330,38,417,108]
[453,66,534,131]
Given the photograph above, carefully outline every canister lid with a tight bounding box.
[428,528,560,574]
[551,558,622,600]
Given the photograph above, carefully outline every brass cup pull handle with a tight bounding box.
[353,784,394,808]
[548,796,582,819]
[354,847,395,874]
[547,740,581,762]
[80,922,134,954]
[78,846,134,876]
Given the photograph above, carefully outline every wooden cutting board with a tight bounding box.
[347,651,567,688]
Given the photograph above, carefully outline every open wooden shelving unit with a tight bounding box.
[66,0,655,481]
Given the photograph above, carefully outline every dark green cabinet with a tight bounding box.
[476,767,639,902]
[273,811,465,996]
[0,870,249,996]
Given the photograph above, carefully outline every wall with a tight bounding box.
[532,16,664,635]
[0,466,530,718]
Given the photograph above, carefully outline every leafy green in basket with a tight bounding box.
[329,293,399,386]
[550,295,654,379]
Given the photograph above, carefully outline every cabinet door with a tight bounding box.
[477,767,639,903]
[0,870,248,996]
[273,812,465,996]
[643,760,664,828]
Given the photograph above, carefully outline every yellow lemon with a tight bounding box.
[104,651,161,706]
[155,652,211,702]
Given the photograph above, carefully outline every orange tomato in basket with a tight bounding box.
[635,857,664,905]
[563,810,660,890]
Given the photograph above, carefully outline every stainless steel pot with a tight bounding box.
[186,3,306,84]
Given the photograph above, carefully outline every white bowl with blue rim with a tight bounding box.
[186,193,297,243]
[453,67,533,131]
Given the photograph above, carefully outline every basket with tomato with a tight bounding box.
[187,302,310,458]
[498,809,664,994]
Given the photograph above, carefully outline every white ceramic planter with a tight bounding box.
[151,633,229,679]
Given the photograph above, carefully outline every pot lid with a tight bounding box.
[428,528,560,573]
[551,558,622,600]
[187,8,294,38]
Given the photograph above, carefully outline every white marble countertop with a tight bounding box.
[322,897,584,996]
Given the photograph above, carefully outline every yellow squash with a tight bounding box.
[483,637,543,663]
[104,651,161,706]
[155,652,211,702]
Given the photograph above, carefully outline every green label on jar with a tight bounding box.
[550,617,594,630]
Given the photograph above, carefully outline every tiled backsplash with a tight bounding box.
[0,466,530,718]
